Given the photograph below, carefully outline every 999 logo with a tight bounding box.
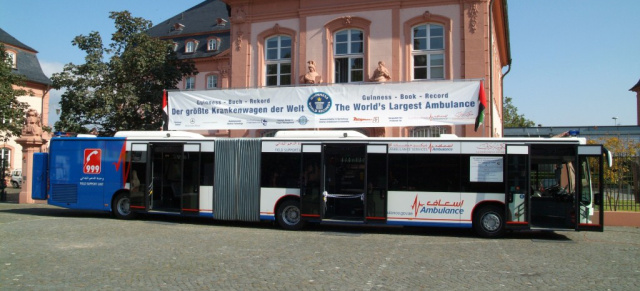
[83,149,102,174]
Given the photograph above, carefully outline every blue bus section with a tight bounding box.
[32,153,48,200]
[35,137,126,211]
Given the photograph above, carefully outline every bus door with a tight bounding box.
[576,145,605,231]
[300,144,322,220]
[366,144,388,223]
[505,145,530,230]
[529,144,579,230]
[149,143,184,212]
[129,143,149,212]
[322,144,367,221]
[181,144,201,215]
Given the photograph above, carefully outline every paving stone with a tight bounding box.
[1,203,639,290]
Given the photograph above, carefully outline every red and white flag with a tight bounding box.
[162,90,168,115]
[474,81,486,132]
[162,90,168,130]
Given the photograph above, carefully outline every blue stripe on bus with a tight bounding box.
[260,215,276,221]
[199,212,214,218]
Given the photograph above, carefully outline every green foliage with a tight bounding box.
[0,45,31,140]
[52,11,197,135]
[503,96,535,127]
[591,137,639,186]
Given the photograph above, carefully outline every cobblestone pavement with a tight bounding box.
[1,203,639,290]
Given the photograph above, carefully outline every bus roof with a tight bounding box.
[114,131,205,139]
[274,130,367,138]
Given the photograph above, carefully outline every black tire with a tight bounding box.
[276,199,305,230]
[112,193,137,220]
[473,205,505,238]
[12,181,19,188]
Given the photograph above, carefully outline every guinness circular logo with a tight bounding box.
[307,92,332,114]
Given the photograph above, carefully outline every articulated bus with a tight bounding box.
[32,130,609,237]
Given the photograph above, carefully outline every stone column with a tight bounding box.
[15,137,46,203]
[15,109,48,204]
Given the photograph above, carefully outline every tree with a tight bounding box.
[590,137,640,206]
[503,96,535,127]
[52,11,196,135]
[0,45,31,141]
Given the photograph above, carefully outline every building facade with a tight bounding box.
[149,0,511,138]
[1,28,51,174]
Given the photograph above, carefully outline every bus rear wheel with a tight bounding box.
[276,200,305,230]
[473,205,504,238]
[112,193,137,220]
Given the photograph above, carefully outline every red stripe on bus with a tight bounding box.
[130,206,145,209]
[301,214,320,218]
[506,221,529,225]
[579,223,601,227]
[366,217,386,220]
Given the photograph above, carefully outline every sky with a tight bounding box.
[1,0,639,128]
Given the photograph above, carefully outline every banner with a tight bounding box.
[168,80,482,130]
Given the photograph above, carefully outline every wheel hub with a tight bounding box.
[283,205,300,225]
[482,213,500,232]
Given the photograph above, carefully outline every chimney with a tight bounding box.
[629,78,640,126]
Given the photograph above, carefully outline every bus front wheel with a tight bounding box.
[112,193,137,220]
[276,200,305,230]
[473,205,504,238]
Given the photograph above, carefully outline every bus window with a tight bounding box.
[407,154,460,192]
[578,154,604,228]
[200,152,214,186]
[182,152,200,212]
[579,158,591,204]
[460,155,504,193]
[388,154,408,191]
[261,153,301,188]
[366,153,387,219]
[129,147,147,208]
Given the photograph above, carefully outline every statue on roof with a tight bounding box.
[302,61,322,84]
[371,61,391,82]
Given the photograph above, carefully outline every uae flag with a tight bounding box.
[162,90,168,130]
[474,81,486,132]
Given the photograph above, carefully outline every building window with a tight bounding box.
[207,38,218,51]
[410,126,447,137]
[173,23,185,31]
[334,29,364,83]
[207,75,218,89]
[185,41,197,53]
[265,35,291,86]
[5,50,16,68]
[1,148,10,169]
[173,42,178,52]
[261,130,278,137]
[412,24,444,80]
[185,77,195,90]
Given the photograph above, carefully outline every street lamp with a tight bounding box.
[612,117,618,126]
